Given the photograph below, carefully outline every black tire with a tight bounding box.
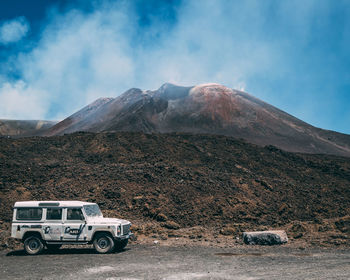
[23,236,44,255]
[93,234,115,254]
[46,244,62,251]
[115,239,128,252]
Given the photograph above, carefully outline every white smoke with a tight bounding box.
[0,81,48,119]
[1,1,269,120]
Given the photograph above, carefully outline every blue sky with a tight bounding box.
[0,0,349,134]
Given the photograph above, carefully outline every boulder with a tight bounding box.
[243,230,288,245]
[162,221,180,230]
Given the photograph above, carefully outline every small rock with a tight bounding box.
[290,223,306,233]
[220,227,236,236]
[156,213,168,222]
[129,234,137,241]
[335,217,350,233]
[293,233,303,239]
[168,232,182,238]
[153,240,159,244]
[243,230,288,245]
[162,221,180,230]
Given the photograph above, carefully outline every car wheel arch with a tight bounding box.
[22,230,44,242]
[91,230,114,241]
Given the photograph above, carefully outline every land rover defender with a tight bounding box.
[11,201,133,255]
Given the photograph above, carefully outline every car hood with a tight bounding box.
[87,217,130,224]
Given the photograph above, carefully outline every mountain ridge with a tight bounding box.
[0,119,57,137]
[43,83,350,157]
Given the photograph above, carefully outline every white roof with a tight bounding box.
[14,201,97,207]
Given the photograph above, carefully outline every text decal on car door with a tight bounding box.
[65,227,81,235]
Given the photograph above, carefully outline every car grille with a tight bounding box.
[122,224,130,235]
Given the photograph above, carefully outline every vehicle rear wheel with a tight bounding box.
[24,236,44,255]
[93,234,115,254]
[115,239,128,252]
[46,244,62,251]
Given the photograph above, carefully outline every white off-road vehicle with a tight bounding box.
[11,201,133,255]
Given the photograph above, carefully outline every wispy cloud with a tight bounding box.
[0,16,29,45]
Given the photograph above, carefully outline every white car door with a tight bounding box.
[43,207,63,241]
[62,208,87,241]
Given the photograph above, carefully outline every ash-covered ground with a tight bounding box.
[0,132,349,249]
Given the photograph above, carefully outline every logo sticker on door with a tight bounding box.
[65,227,81,235]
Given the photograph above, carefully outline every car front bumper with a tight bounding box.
[115,232,134,241]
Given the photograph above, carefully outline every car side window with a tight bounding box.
[67,208,84,220]
[16,208,42,220]
[46,208,62,220]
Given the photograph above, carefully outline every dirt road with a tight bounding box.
[1,244,349,279]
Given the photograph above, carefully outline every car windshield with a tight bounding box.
[83,204,103,217]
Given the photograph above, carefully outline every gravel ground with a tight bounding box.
[1,244,349,280]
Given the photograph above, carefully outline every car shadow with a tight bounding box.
[6,247,130,256]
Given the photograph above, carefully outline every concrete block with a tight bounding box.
[243,230,288,245]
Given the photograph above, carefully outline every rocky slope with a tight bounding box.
[0,132,349,249]
[45,83,350,157]
[0,119,57,137]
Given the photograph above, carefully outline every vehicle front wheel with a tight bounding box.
[93,234,115,254]
[115,239,128,252]
[24,236,44,255]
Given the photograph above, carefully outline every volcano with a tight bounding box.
[45,83,350,157]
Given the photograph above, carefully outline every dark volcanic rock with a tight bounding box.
[0,131,349,243]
